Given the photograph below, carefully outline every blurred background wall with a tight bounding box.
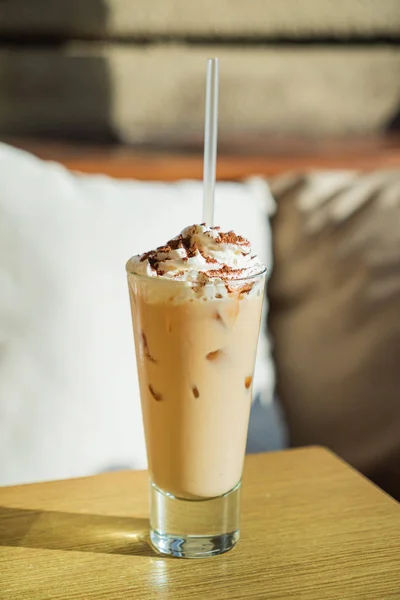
[1,0,400,146]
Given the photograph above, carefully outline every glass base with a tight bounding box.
[149,480,241,559]
[150,529,239,559]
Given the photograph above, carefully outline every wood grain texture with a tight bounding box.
[6,136,400,180]
[0,448,399,600]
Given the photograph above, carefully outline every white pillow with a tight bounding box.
[0,142,275,486]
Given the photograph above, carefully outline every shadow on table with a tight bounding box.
[0,506,157,557]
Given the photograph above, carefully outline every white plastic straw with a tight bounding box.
[202,58,219,226]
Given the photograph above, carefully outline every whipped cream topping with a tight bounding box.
[127,224,264,284]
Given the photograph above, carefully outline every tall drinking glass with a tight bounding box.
[126,266,266,558]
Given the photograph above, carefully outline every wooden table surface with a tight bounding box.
[0,447,399,600]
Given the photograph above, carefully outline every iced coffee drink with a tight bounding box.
[126,224,266,557]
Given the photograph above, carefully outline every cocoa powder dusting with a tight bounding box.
[181,236,192,251]
[147,255,159,270]
[140,251,153,262]
[216,230,250,246]
[138,226,257,285]
[204,265,245,280]
[186,241,199,258]
[198,247,218,264]
[167,237,184,251]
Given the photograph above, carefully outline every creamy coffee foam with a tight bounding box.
[127,224,263,284]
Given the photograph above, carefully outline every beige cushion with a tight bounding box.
[269,171,400,499]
